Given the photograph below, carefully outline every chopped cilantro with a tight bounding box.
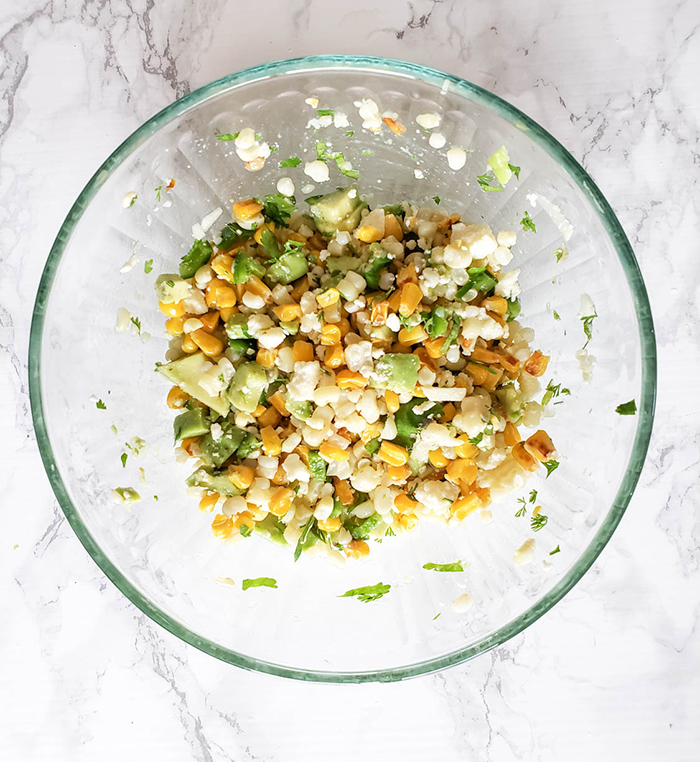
[529,489,538,503]
[153,495,159,501]
[144,259,153,274]
[111,424,118,435]
[130,316,141,334]
[549,545,561,555]
[393,398,443,449]
[317,108,334,116]
[423,562,464,572]
[340,583,391,603]
[616,400,637,416]
[385,526,396,537]
[315,141,359,179]
[506,298,521,321]
[155,185,162,202]
[469,432,484,446]
[456,266,498,298]
[476,172,502,192]
[531,513,548,531]
[242,577,277,590]
[120,452,127,468]
[239,524,253,537]
[307,449,328,481]
[508,163,521,179]
[129,194,137,207]
[433,195,441,204]
[216,132,239,141]
[542,380,570,406]
[364,437,381,455]
[345,130,354,136]
[350,513,381,540]
[520,211,536,232]
[581,311,597,346]
[179,239,213,279]
[543,460,559,478]
[433,613,441,620]
[165,280,175,288]
[279,156,302,168]
[362,150,374,156]
[553,309,561,321]
[553,246,567,262]
[262,193,296,226]
[95,399,106,410]
[294,517,316,562]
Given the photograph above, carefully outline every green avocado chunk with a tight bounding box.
[198,419,246,468]
[306,187,367,236]
[227,361,268,414]
[371,353,420,393]
[185,467,240,496]
[173,407,210,442]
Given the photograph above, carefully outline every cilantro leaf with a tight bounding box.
[423,562,464,572]
[242,577,277,590]
[520,211,537,233]
[542,380,570,406]
[95,399,106,410]
[364,437,381,455]
[506,298,521,321]
[259,227,283,260]
[216,132,239,141]
[531,513,548,531]
[581,311,597,346]
[456,266,498,299]
[128,194,137,207]
[345,130,354,136]
[349,513,381,540]
[543,460,559,478]
[553,246,567,262]
[144,259,153,274]
[393,399,443,449]
[553,309,561,320]
[549,545,561,555]
[615,400,637,416]
[476,172,502,192]
[120,452,127,468]
[279,156,302,168]
[433,195,441,204]
[155,185,162,202]
[179,239,213,278]
[307,449,328,481]
[508,163,521,179]
[218,222,254,251]
[294,517,316,562]
[340,583,391,603]
[262,193,296,226]
[317,108,334,116]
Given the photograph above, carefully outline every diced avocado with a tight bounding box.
[279,320,299,335]
[155,274,191,304]
[186,466,240,497]
[227,361,268,413]
[173,407,210,442]
[237,433,262,460]
[488,145,512,187]
[496,385,523,423]
[266,252,308,285]
[180,240,213,279]
[286,397,313,421]
[233,252,266,283]
[198,420,246,467]
[228,338,255,357]
[306,187,367,236]
[157,353,230,417]
[364,244,392,289]
[371,354,420,393]
[254,514,288,546]
[325,254,365,275]
[225,314,251,339]
[506,298,521,321]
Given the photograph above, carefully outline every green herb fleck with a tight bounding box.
[508,163,521,179]
[385,526,396,537]
[553,246,567,262]
[423,562,464,573]
[616,400,637,416]
[111,424,118,435]
[153,495,159,501]
[515,498,527,518]
[350,514,381,540]
[345,130,354,136]
[520,211,536,233]
[469,432,484,446]
[155,186,162,202]
[433,613,441,620]
[550,545,561,555]
[144,259,153,274]
[130,316,141,334]
[239,524,253,537]
[294,517,316,562]
[317,108,334,116]
[531,513,548,531]
[362,150,374,156]
[542,380,571,406]
[279,156,302,168]
[129,194,137,207]
[553,310,561,321]
[179,240,213,279]
[581,311,597,347]
[120,452,127,468]
[433,195,441,204]
[340,583,391,603]
[242,577,277,590]
[543,460,560,478]
[364,437,381,455]
[262,193,296,226]
[476,172,502,192]
[95,399,106,410]
[216,132,239,141]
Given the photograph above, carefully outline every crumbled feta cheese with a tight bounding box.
[447,146,467,170]
[115,307,131,332]
[414,480,459,517]
[351,464,382,493]
[287,361,321,401]
[354,98,383,132]
[422,386,467,402]
[429,132,446,149]
[416,112,441,130]
[119,253,139,273]
[495,269,521,300]
[283,453,310,483]
[414,169,424,180]
[246,314,274,337]
[333,112,349,128]
[513,538,536,566]
[497,230,517,248]
[386,313,401,332]
[344,340,373,376]
[258,327,286,349]
[304,160,330,183]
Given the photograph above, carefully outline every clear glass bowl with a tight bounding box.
[29,56,656,682]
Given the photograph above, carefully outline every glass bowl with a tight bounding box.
[29,56,656,682]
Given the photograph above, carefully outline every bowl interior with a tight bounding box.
[31,57,654,681]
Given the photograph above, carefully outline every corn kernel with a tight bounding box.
[234,511,256,533]
[251,404,266,418]
[398,325,429,345]
[524,430,556,462]
[210,254,234,282]
[180,436,198,456]
[378,441,409,467]
[397,513,419,532]
[159,300,186,318]
[524,350,550,377]
[470,346,501,364]
[245,275,272,303]
[481,296,508,316]
[396,263,418,286]
[394,493,419,513]
[211,513,234,539]
[205,278,237,309]
[292,340,314,362]
[290,276,310,301]
[324,344,345,369]
[382,116,406,135]
[199,311,220,332]
[191,328,224,357]
[269,391,290,416]
[336,370,367,389]
[316,288,340,308]
[272,303,302,322]
[320,324,342,346]
[512,442,539,472]
[165,315,187,335]
[269,487,294,517]
[337,317,351,337]
[440,402,456,423]
[357,225,383,243]
[386,464,410,481]
[398,283,423,316]
[370,300,389,326]
[429,448,449,468]
[256,347,277,368]
[218,306,237,322]
[228,465,255,490]
[272,465,287,485]
[319,442,350,461]
[346,539,370,558]
[503,421,521,447]
[167,386,189,409]
[318,516,342,532]
[233,198,264,220]
[473,486,491,507]
[384,213,403,241]
[199,491,220,513]
[446,458,477,485]
[451,494,481,521]
[454,435,477,460]
[261,426,282,456]
[385,389,400,414]
[257,405,282,428]
[333,478,354,505]
[424,337,446,359]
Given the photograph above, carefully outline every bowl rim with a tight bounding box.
[29,54,657,683]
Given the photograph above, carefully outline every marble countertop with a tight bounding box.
[3,0,699,759]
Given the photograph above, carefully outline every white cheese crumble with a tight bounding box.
[452,594,474,613]
[416,112,441,129]
[304,160,330,183]
[447,146,467,170]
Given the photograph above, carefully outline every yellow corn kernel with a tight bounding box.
[256,347,277,368]
[452,494,481,521]
[503,421,521,447]
[465,362,493,387]
[524,350,550,377]
[199,311,220,332]
[336,369,368,390]
[470,346,501,364]
[360,422,382,444]
[191,328,224,357]
[251,404,266,418]
[290,276,310,301]
[473,486,491,507]
[356,225,383,243]
[292,340,315,362]
[211,513,234,539]
[382,116,406,135]
[228,465,255,490]
[446,458,478,485]
[210,253,234,282]
[159,300,186,318]
[512,442,540,472]
[429,448,449,468]
[396,263,419,286]
[385,389,400,414]
[333,477,354,506]
[165,315,188,335]
[497,351,520,374]
[388,288,402,313]
[324,344,345,369]
[234,511,256,533]
[272,303,302,322]
[317,288,340,308]
[394,493,419,513]
[182,333,199,354]
[269,487,294,517]
[218,306,237,322]
[166,386,189,409]
[233,198,264,220]
[378,441,409,467]
[385,464,409,481]
[397,513,419,532]
[524,430,556,462]
[206,278,237,309]
[253,221,275,245]
[318,516,342,532]
[384,213,403,241]
[257,405,282,428]
[440,402,456,423]
[319,442,350,461]
[454,435,478,460]
[398,282,423,316]
[412,385,426,398]
[261,426,282,456]
[199,491,220,513]
[180,437,199,456]
[245,275,272,303]
[481,296,508,316]
[398,325,429,345]
[424,337,446,359]
[337,317,351,337]
[320,324,342,346]
[346,539,370,558]
[272,465,287,485]
[268,391,290,416]
[370,300,389,326]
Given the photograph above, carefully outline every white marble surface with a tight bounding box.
[2,0,699,759]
